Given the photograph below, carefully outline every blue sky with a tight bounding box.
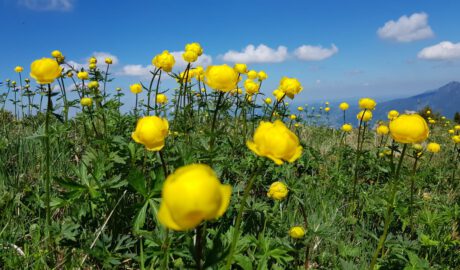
[2,0,460,104]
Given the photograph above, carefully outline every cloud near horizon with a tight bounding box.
[418,41,460,60]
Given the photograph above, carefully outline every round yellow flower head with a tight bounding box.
[339,102,349,111]
[156,93,168,104]
[247,120,303,165]
[132,116,169,151]
[116,87,122,91]
[412,144,423,151]
[426,110,431,115]
[358,98,377,110]
[185,42,203,56]
[152,50,176,72]
[324,107,331,112]
[51,50,62,58]
[289,226,305,239]
[14,66,23,73]
[452,135,460,144]
[379,152,385,158]
[130,83,142,94]
[278,77,303,99]
[342,124,353,132]
[244,79,259,95]
[377,125,389,135]
[297,106,304,111]
[205,64,238,92]
[455,125,460,131]
[158,164,231,231]
[357,110,372,122]
[264,98,272,104]
[294,123,300,128]
[30,58,62,84]
[234,63,248,74]
[66,71,73,77]
[88,81,99,89]
[80,97,93,107]
[258,71,268,81]
[89,57,97,64]
[230,88,243,95]
[290,114,297,120]
[246,95,253,102]
[267,181,288,200]
[77,71,89,80]
[389,114,429,144]
[273,89,285,101]
[388,110,400,120]
[429,119,436,124]
[247,70,257,80]
[441,116,446,120]
[182,50,198,63]
[448,129,454,134]
[105,58,113,64]
[89,63,97,70]
[427,142,441,153]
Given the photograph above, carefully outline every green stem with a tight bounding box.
[45,84,53,240]
[161,229,170,269]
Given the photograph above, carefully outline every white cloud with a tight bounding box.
[294,44,338,61]
[221,44,288,63]
[417,41,460,60]
[377,12,434,42]
[169,51,213,69]
[89,52,119,65]
[19,0,74,11]
[119,65,154,77]
[65,60,85,71]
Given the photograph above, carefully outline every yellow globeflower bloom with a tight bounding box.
[247,120,303,165]
[66,71,73,77]
[452,135,460,144]
[257,71,268,81]
[429,119,436,124]
[377,125,389,135]
[247,70,257,80]
[412,144,423,151]
[234,63,248,74]
[358,98,377,110]
[185,42,203,56]
[89,57,97,64]
[342,124,353,132]
[455,125,460,131]
[273,89,285,101]
[297,106,304,111]
[267,181,288,200]
[51,50,62,58]
[132,116,169,151]
[77,71,89,80]
[388,110,399,120]
[244,79,259,95]
[427,142,441,153]
[89,63,97,70]
[88,81,99,89]
[204,64,239,92]
[14,66,23,73]
[389,114,429,144]
[290,114,297,120]
[130,83,142,94]
[30,58,62,84]
[158,164,231,231]
[264,97,272,104]
[105,58,113,64]
[339,102,349,111]
[289,226,305,239]
[80,97,93,107]
[426,110,431,115]
[156,93,168,104]
[278,77,303,99]
[357,110,372,122]
[182,50,198,63]
[324,107,330,112]
[448,129,455,134]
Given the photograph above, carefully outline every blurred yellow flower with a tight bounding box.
[51,50,62,58]
[357,110,372,122]
[426,110,431,115]
[158,164,231,231]
[455,125,460,131]
[339,102,349,111]
[412,144,423,151]
[278,77,303,99]
[324,107,330,112]
[185,42,203,56]
[297,106,304,111]
[89,57,97,64]
[247,120,302,165]
[289,226,305,239]
[267,181,288,200]
[377,125,389,135]
[244,79,259,95]
[80,97,93,107]
[258,71,268,81]
[130,83,142,94]
[205,64,238,92]
[156,94,168,104]
[105,58,113,64]
[427,142,441,153]
[358,98,377,110]
[388,110,399,120]
[88,81,99,89]
[30,58,62,84]
[264,97,272,104]
[452,135,460,144]
[77,71,89,80]
[89,63,97,70]
[234,63,248,74]
[14,66,23,73]
[389,114,429,144]
[342,124,352,132]
[152,50,175,72]
[132,116,169,151]
[448,129,454,134]
[273,89,285,101]
[247,70,257,80]
[428,119,436,124]
[290,114,297,120]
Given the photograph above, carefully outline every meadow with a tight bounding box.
[0,44,459,269]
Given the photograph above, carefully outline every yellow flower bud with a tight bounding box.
[389,114,429,144]
[247,120,302,165]
[88,81,99,89]
[105,58,113,64]
[264,98,272,104]
[278,77,303,99]
[452,135,460,144]
[14,66,23,73]
[342,124,353,132]
[339,102,349,111]
[234,63,248,74]
[77,71,88,80]
[66,71,73,77]
[51,50,62,58]
[428,119,436,124]
[80,97,93,107]
[267,181,288,200]
[324,107,330,112]
[244,79,259,95]
[388,110,399,120]
[289,226,305,239]
[357,110,372,122]
[156,94,168,104]
[297,106,304,111]
[358,98,377,110]
[290,114,297,120]
[427,142,440,153]
[448,129,454,134]
[130,83,142,94]
[412,144,423,151]
[89,63,97,70]
[455,125,460,131]
[204,64,239,92]
[257,71,268,81]
[273,89,285,101]
[377,125,389,135]
[426,110,431,115]
[158,164,231,231]
[131,116,169,151]
[247,70,257,80]
[29,58,62,84]
[89,57,97,64]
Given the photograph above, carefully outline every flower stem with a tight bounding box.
[44,84,53,240]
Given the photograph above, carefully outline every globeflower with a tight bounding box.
[427,142,441,153]
[89,57,97,64]
[272,89,285,101]
[130,83,142,94]
[158,164,231,231]
[388,110,399,120]
[298,106,304,111]
[80,97,93,107]
[234,63,248,74]
[377,125,389,135]
[247,70,257,80]
[452,135,460,144]
[267,182,288,200]
[77,71,89,80]
[339,102,349,111]
[51,50,62,58]
[204,64,239,92]
[290,114,297,120]
[30,58,62,84]
[324,107,330,112]
[278,77,303,99]
[258,71,268,81]
[131,116,169,151]
[105,58,113,64]
[247,120,303,165]
[182,50,198,63]
[289,226,305,239]
[389,114,429,144]
[359,98,377,110]
[357,110,372,122]
[14,66,23,73]
[88,81,99,89]
[244,79,259,95]
[185,42,203,56]
[342,124,352,132]
[455,125,460,131]
[156,93,168,104]
[264,98,272,104]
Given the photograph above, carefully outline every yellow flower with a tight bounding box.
[455,125,460,131]
[273,89,285,101]
[185,42,203,56]
[289,226,305,239]
[230,88,243,95]
[267,181,288,200]
[278,77,303,99]
[448,129,454,134]
[358,98,376,110]
[357,110,372,122]
[14,66,23,73]
[51,50,62,58]
[130,83,142,94]
[429,119,436,124]
[427,142,441,153]
[244,79,259,95]
[234,63,248,74]
[158,164,231,231]
[30,58,62,84]
[324,107,330,112]
[182,50,198,63]
[426,110,431,115]
[294,123,300,128]
[412,144,423,151]
[156,94,168,104]
[88,81,99,89]
[258,71,268,81]
[247,120,303,165]
[388,110,399,120]
[389,114,429,144]
[264,97,272,104]
[205,64,239,92]
[89,63,97,70]
[342,124,352,132]
[105,58,113,64]
[77,71,89,80]
[66,71,73,77]
[290,114,297,120]
[116,87,122,91]
[80,97,93,107]
[89,57,97,64]
[132,116,169,151]
[246,70,257,80]
[452,135,460,144]
[297,106,304,111]
[377,125,389,135]
[339,102,349,111]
